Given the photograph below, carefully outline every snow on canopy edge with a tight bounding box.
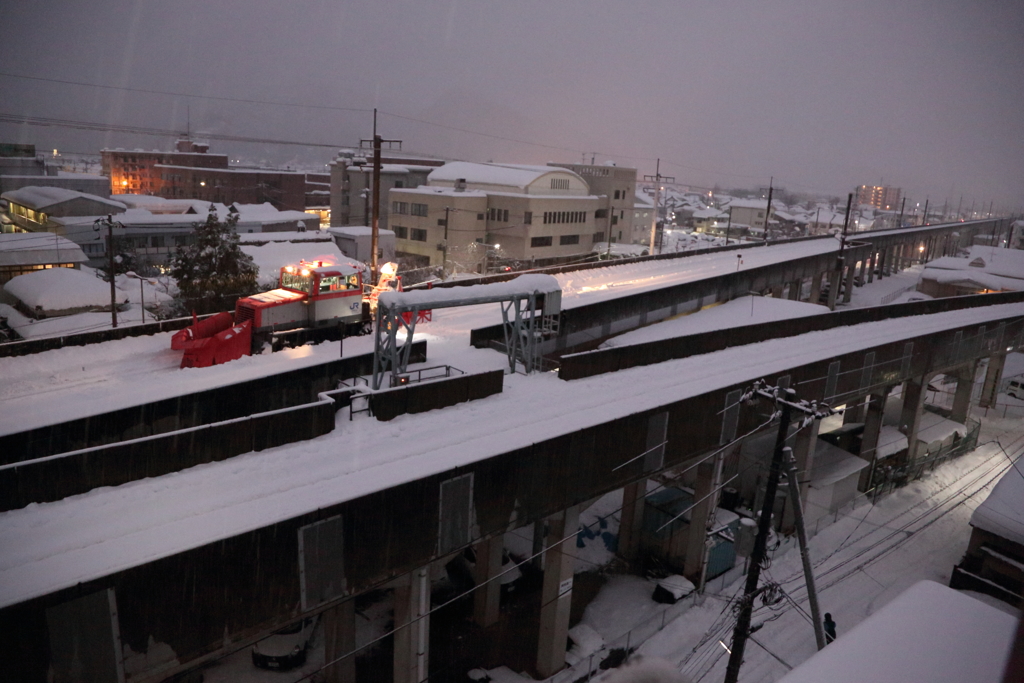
[776,580,1017,683]
[379,274,560,307]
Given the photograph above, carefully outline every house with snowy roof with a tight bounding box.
[918,246,1024,298]
[722,198,773,233]
[2,186,127,234]
[0,232,87,285]
[387,161,602,272]
[951,455,1024,606]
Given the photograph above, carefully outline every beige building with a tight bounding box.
[547,162,637,244]
[388,162,601,272]
[328,150,443,232]
[723,198,773,232]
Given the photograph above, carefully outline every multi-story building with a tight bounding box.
[100,140,329,214]
[1,143,109,197]
[388,162,601,271]
[723,198,773,233]
[328,150,443,232]
[547,162,637,244]
[855,185,902,211]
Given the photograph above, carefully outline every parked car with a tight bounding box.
[252,616,318,671]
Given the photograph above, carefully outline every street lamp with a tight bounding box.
[124,271,154,324]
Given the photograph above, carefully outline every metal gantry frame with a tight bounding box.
[372,286,561,390]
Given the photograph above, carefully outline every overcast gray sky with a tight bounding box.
[3,0,1022,211]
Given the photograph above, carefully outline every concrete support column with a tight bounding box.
[843,264,856,304]
[857,256,868,286]
[826,268,841,310]
[789,279,802,301]
[809,272,823,304]
[536,505,580,679]
[617,479,646,562]
[899,375,931,463]
[858,389,891,491]
[472,536,504,627]
[684,461,716,583]
[772,284,785,298]
[980,353,1007,409]
[323,599,357,683]
[877,248,887,277]
[394,569,430,683]
[867,253,876,283]
[950,361,979,424]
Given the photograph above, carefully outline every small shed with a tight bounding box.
[0,232,87,285]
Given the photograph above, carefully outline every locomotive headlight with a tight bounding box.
[300,269,310,277]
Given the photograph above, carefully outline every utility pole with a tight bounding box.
[94,214,120,328]
[724,207,733,246]
[724,384,832,683]
[897,197,906,230]
[784,450,827,650]
[442,206,450,280]
[644,160,674,255]
[763,177,774,243]
[359,109,402,285]
[922,198,929,226]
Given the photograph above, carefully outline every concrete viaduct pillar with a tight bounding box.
[536,505,580,678]
[826,268,841,310]
[394,568,430,683]
[899,374,935,464]
[323,599,358,683]
[950,362,978,424]
[843,263,856,304]
[789,279,802,301]
[472,535,505,628]
[809,271,824,304]
[858,389,892,492]
[980,353,1008,409]
[617,479,647,561]
[684,461,717,583]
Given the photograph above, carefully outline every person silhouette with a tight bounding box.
[823,612,837,644]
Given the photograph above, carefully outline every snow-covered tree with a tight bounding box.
[170,209,257,313]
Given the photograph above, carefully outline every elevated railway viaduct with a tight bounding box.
[0,219,1014,682]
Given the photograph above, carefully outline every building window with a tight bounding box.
[487,207,509,222]
[411,203,428,217]
[612,215,619,225]
[550,178,570,190]
[410,228,428,242]
[560,234,580,246]
[524,211,532,225]
[613,190,621,199]
[477,213,484,220]
[393,225,409,239]
[391,201,409,215]
[394,181,404,188]
[531,236,553,247]
[593,231,604,242]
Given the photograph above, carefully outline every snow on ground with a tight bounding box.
[603,297,827,348]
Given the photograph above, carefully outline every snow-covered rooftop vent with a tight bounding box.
[455,178,466,192]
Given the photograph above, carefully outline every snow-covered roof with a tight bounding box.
[238,230,334,243]
[921,246,1024,292]
[240,241,348,283]
[379,274,560,308]
[972,459,1024,546]
[1,186,126,211]
[390,185,488,198]
[428,162,585,193]
[809,438,869,487]
[0,232,87,267]
[724,198,771,210]
[777,581,1017,683]
[692,207,727,219]
[5,267,111,311]
[325,226,396,237]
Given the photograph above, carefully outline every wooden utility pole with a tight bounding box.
[359,109,402,285]
[441,206,450,280]
[94,214,119,328]
[763,177,774,243]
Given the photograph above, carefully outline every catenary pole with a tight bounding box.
[724,389,793,683]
